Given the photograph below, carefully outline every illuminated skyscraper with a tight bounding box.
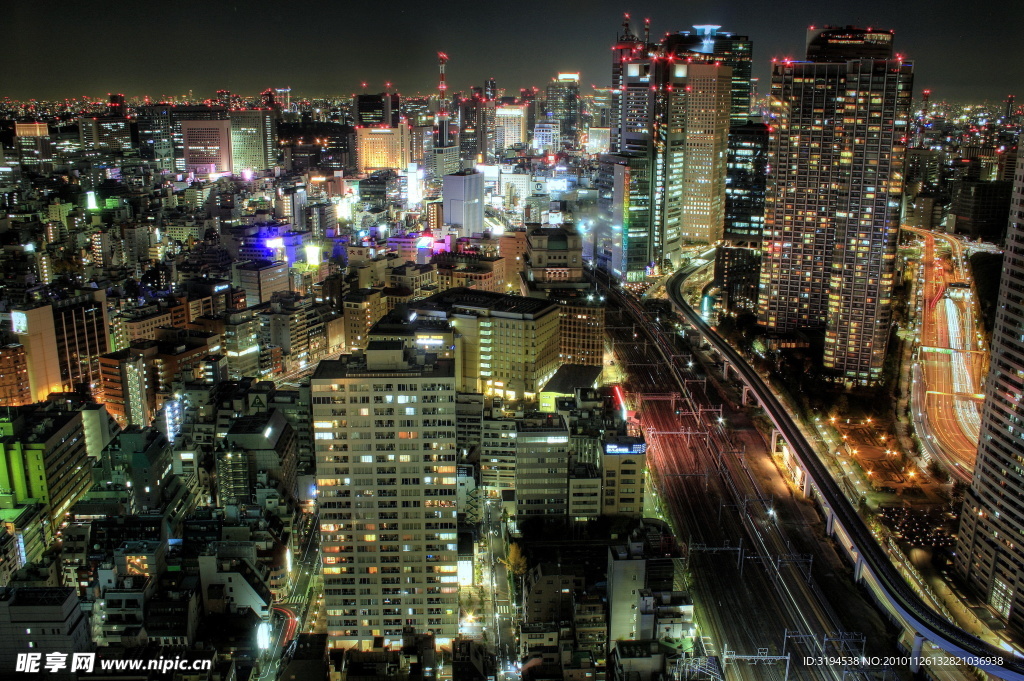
[545,73,581,145]
[662,26,753,124]
[313,342,459,649]
[716,120,769,313]
[660,63,732,245]
[494,103,528,153]
[229,109,278,174]
[598,20,735,279]
[79,117,132,151]
[182,119,233,174]
[14,122,54,173]
[355,125,410,173]
[136,103,175,171]
[609,18,646,155]
[756,26,912,385]
[355,93,401,127]
[166,105,229,172]
[956,148,1024,634]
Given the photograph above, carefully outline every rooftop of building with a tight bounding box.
[614,639,674,659]
[0,403,82,444]
[0,586,76,607]
[370,307,453,337]
[235,259,285,271]
[515,412,567,433]
[541,365,603,396]
[414,287,557,318]
[311,355,455,381]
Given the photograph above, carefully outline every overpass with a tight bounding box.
[663,269,1024,680]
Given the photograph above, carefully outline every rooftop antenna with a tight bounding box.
[644,18,650,46]
[437,52,450,147]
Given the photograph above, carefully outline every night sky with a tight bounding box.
[6,0,1021,103]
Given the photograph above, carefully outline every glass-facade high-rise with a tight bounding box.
[599,21,738,280]
[545,73,581,145]
[956,149,1024,634]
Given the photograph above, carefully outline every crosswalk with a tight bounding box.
[496,604,512,615]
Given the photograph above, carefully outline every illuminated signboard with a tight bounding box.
[11,311,27,335]
[604,442,647,455]
[304,244,322,266]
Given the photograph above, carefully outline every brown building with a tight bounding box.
[0,345,31,407]
[342,288,387,352]
[99,329,222,427]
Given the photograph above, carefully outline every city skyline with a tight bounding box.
[5,0,1022,103]
[1,2,1023,676]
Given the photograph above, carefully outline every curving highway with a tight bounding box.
[905,226,987,481]
[665,269,1024,681]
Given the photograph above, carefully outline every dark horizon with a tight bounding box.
[6,0,1022,104]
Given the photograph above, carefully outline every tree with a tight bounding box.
[927,458,950,483]
[502,542,528,577]
[950,480,968,510]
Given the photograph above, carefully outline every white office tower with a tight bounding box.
[442,169,484,237]
[313,341,458,649]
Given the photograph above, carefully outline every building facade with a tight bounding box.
[756,27,913,384]
[956,148,1024,634]
[313,343,459,649]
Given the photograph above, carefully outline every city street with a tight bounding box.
[255,510,320,680]
[482,500,520,680]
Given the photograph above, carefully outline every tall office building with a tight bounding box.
[722,121,770,245]
[166,105,229,172]
[756,27,912,384]
[14,122,55,173]
[229,109,278,174]
[79,117,133,151]
[494,104,528,153]
[457,87,495,163]
[609,19,646,155]
[956,149,1024,634]
[136,103,175,171]
[666,63,732,244]
[313,342,459,649]
[182,119,233,174]
[0,404,94,546]
[716,120,770,313]
[355,125,410,174]
[662,26,753,124]
[595,153,653,279]
[441,169,484,237]
[545,73,581,145]
[598,24,735,279]
[13,290,111,401]
[355,93,401,127]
